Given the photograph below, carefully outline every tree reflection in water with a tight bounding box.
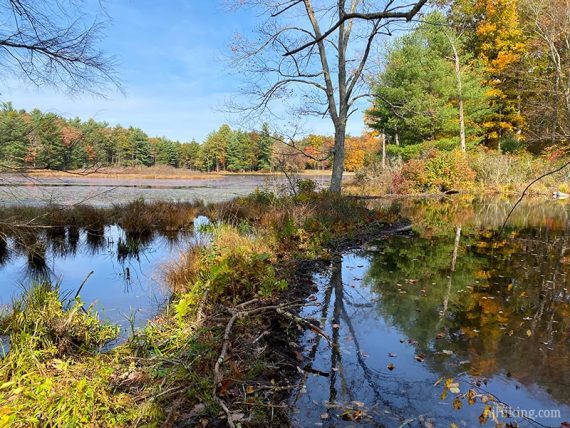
[291,197,570,427]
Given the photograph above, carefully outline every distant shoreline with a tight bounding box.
[15,167,340,180]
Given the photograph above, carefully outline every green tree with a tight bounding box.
[30,110,65,170]
[0,103,30,167]
[256,123,273,171]
[201,124,232,171]
[180,140,201,169]
[128,128,152,166]
[367,11,490,154]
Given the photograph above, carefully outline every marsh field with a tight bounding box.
[0,174,569,427]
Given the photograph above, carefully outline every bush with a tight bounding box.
[391,149,476,194]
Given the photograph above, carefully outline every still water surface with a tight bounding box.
[291,197,570,427]
[0,219,208,339]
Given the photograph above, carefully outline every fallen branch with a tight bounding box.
[275,307,331,346]
[214,299,320,428]
[212,301,309,427]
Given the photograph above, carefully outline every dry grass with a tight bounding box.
[27,165,218,180]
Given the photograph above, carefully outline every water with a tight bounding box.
[291,197,570,427]
[0,218,209,339]
[0,173,331,206]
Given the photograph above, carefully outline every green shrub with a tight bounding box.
[391,149,476,194]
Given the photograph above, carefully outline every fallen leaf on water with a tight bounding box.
[467,389,477,405]
[479,405,492,424]
[415,354,425,363]
[387,363,395,371]
[320,413,329,420]
[433,377,444,387]
[341,409,359,421]
[453,397,462,410]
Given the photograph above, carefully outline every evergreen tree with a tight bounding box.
[31,111,65,170]
[368,11,490,151]
[257,123,273,170]
[0,103,30,167]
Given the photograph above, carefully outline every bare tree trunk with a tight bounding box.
[330,124,346,192]
[449,35,466,152]
[381,132,386,169]
[451,226,461,272]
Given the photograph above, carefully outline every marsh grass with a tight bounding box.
[0,284,129,427]
[0,190,386,426]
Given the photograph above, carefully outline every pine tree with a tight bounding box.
[256,123,273,171]
[31,111,65,170]
[0,103,30,167]
[367,11,490,152]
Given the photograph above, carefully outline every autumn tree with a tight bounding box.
[450,0,527,148]
[231,0,428,192]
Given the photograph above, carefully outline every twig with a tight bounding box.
[501,159,570,233]
[74,270,94,299]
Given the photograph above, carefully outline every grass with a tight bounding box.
[23,166,340,180]
[0,189,390,427]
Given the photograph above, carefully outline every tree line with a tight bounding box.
[0,103,384,172]
[367,0,570,157]
[0,103,273,172]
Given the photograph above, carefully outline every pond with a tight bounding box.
[0,216,209,342]
[290,196,570,427]
[0,173,331,206]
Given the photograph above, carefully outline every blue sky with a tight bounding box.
[2,1,366,142]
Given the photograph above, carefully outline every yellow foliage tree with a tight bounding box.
[452,0,527,147]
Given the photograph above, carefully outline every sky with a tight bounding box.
[1,0,367,142]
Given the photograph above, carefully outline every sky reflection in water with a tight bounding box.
[291,197,570,427]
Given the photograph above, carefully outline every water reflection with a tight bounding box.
[291,197,570,427]
[0,219,205,338]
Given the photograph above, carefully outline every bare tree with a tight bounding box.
[230,0,428,192]
[0,0,119,94]
[521,0,570,147]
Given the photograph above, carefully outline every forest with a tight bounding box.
[0,104,380,173]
